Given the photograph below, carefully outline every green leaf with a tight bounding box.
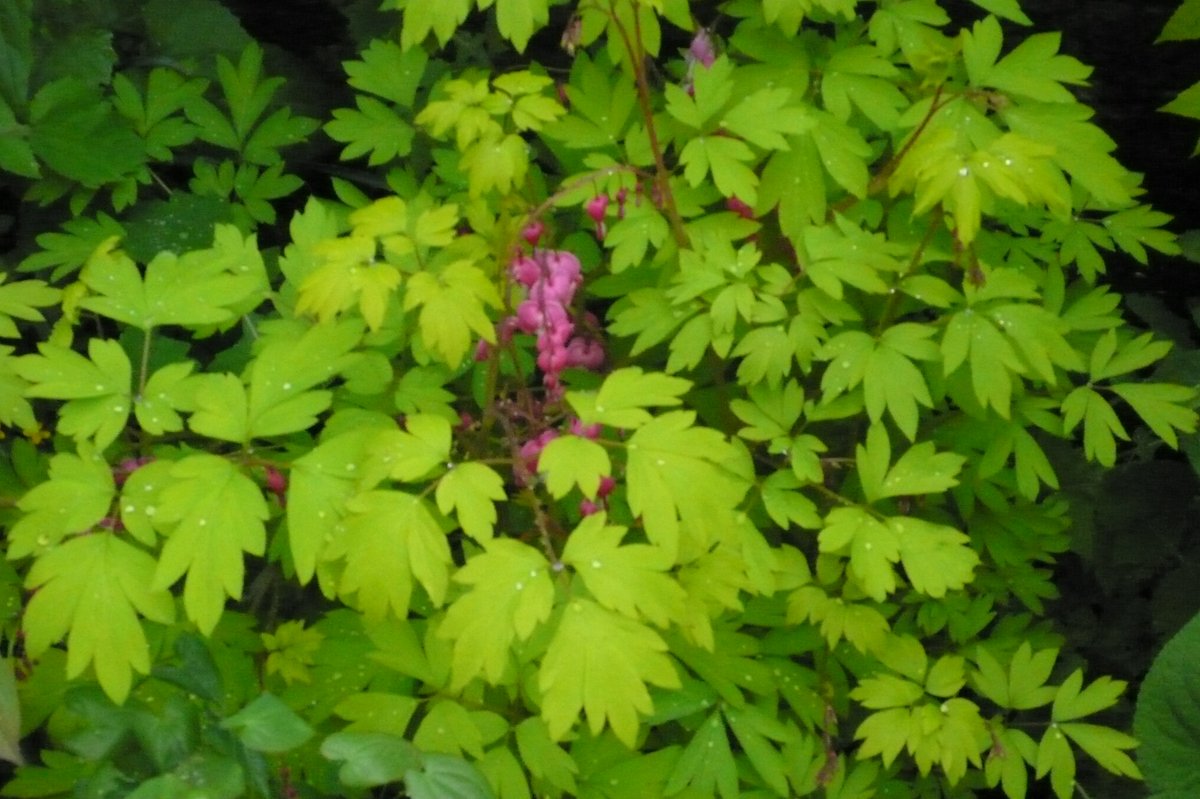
[436,462,507,541]
[1135,610,1200,797]
[1061,386,1128,466]
[337,490,451,621]
[562,514,686,628]
[515,718,578,794]
[723,704,793,796]
[439,538,554,689]
[539,598,680,747]
[333,692,419,736]
[681,134,759,205]
[976,24,1091,102]
[23,534,175,703]
[321,731,422,788]
[220,692,314,753]
[1110,383,1198,449]
[326,96,416,166]
[967,0,1032,24]
[664,711,738,799]
[568,367,692,429]
[152,454,269,634]
[406,753,497,799]
[538,435,611,499]
[29,78,146,186]
[345,39,428,106]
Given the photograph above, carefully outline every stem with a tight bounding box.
[872,214,941,336]
[138,327,153,397]
[608,0,689,248]
[830,84,953,217]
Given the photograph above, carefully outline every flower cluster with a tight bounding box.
[507,244,604,395]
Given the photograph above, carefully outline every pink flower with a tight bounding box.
[586,194,610,224]
[689,28,716,68]
[563,337,605,370]
[511,255,541,287]
[521,221,545,246]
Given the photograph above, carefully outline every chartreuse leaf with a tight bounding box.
[538,434,611,499]
[399,0,472,49]
[1136,610,1200,797]
[1036,724,1076,799]
[890,516,979,598]
[562,514,687,628]
[624,411,752,559]
[568,367,691,429]
[973,642,1059,711]
[819,507,900,602]
[80,226,266,330]
[17,338,132,448]
[23,534,175,703]
[0,275,59,338]
[334,489,451,621]
[436,462,507,541]
[856,423,966,502]
[413,699,490,758]
[152,454,268,634]
[942,307,1026,417]
[362,414,451,484]
[220,692,314,753]
[405,260,500,366]
[287,426,386,584]
[263,620,324,686]
[539,598,681,746]
[9,446,114,559]
[788,586,889,653]
[820,509,977,601]
[438,538,554,689]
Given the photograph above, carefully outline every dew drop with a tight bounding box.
[36,535,49,547]
[655,458,666,466]
[282,382,292,391]
[515,582,524,591]
[198,518,207,527]
[957,166,970,177]
[591,559,602,569]
[145,506,157,516]
[124,504,135,513]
